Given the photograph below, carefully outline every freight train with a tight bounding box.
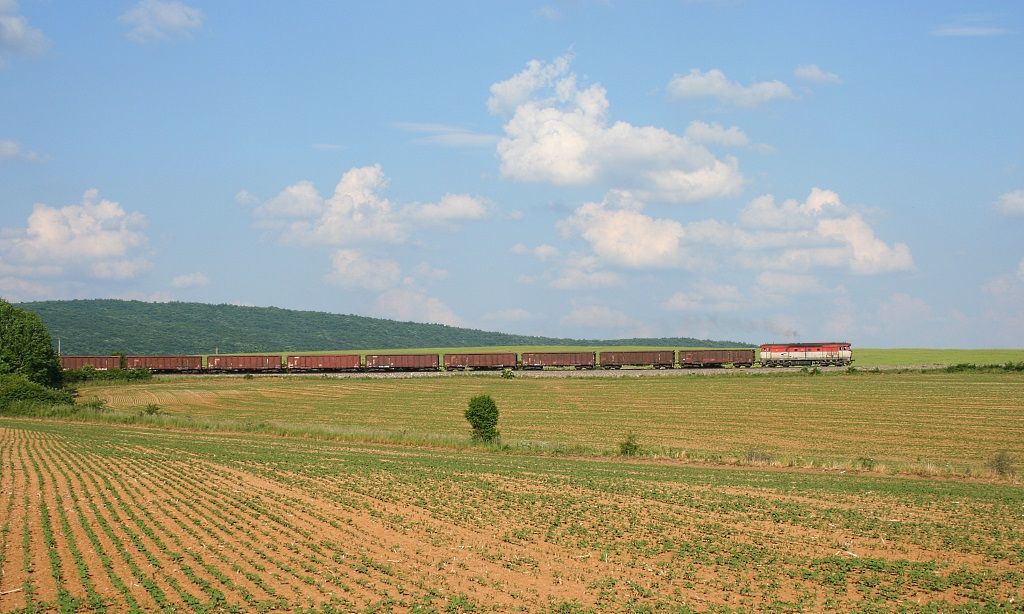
[59,343,852,373]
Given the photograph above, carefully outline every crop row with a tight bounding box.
[6,418,1021,611]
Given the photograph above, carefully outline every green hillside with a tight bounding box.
[17,300,748,355]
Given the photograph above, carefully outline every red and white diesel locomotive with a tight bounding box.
[758,342,853,367]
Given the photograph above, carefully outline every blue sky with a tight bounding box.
[1,1,1022,347]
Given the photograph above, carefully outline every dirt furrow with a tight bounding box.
[102,450,355,607]
[51,440,284,610]
[195,460,618,608]
[0,428,31,612]
[45,437,183,612]
[25,432,95,611]
[130,454,388,606]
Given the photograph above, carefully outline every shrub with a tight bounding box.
[0,374,74,411]
[501,368,515,379]
[856,456,877,470]
[989,450,1017,477]
[144,403,162,415]
[465,395,499,443]
[0,299,63,388]
[618,432,641,456]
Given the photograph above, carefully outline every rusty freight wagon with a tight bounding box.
[286,354,361,371]
[678,349,755,368]
[124,355,202,372]
[365,354,439,371]
[599,351,675,369]
[521,351,597,370]
[59,355,120,371]
[444,352,518,371]
[206,355,282,371]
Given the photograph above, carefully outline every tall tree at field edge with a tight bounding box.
[0,298,63,388]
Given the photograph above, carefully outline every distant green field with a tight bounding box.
[79,370,1024,476]
[210,345,1024,368]
[853,348,1024,367]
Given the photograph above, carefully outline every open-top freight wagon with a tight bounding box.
[124,355,202,372]
[678,349,756,368]
[206,355,282,372]
[286,354,361,371]
[59,355,121,371]
[444,352,518,371]
[600,351,675,369]
[365,354,439,371]
[521,351,596,370]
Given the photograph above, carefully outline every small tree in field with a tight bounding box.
[465,394,499,443]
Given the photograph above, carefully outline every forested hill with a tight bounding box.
[17,299,749,355]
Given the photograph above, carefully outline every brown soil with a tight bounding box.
[2,424,1021,612]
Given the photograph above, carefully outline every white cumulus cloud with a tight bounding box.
[325,249,402,291]
[995,190,1024,215]
[0,139,42,162]
[557,187,913,276]
[740,188,846,229]
[490,55,743,203]
[684,121,749,147]
[793,64,842,84]
[814,214,915,274]
[488,54,575,116]
[739,189,914,275]
[0,1,47,67]
[171,272,209,288]
[120,0,203,43]
[254,165,488,245]
[0,189,150,281]
[374,288,461,326]
[667,68,794,107]
[407,194,488,223]
[558,192,691,268]
[255,165,404,245]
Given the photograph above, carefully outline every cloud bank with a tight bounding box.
[489,54,744,204]
[0,190,150,298]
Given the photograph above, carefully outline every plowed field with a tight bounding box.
[1,419,1021,612]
